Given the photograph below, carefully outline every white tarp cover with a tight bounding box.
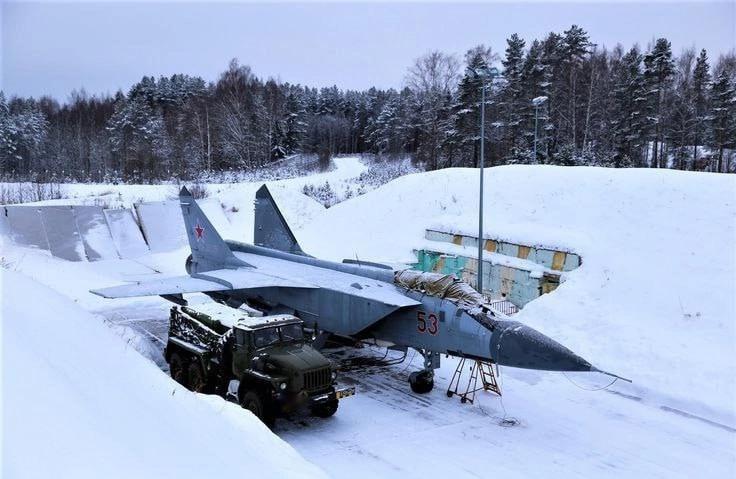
[5,206,48,250]
[104,208,149,259]
[394,269,485,308]
[41,206,86,261]
[73,206,119,261]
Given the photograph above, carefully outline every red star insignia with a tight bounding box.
[194,223,204,240]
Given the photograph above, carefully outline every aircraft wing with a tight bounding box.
[90,268,316,299]
[232,251,422,335]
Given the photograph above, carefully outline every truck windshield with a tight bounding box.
[280,324,303,342]
[253,327,280,348]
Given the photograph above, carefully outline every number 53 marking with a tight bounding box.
[417,311,438,335]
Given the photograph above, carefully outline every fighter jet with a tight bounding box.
[92,185,625,394]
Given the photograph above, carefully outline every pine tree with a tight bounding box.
[710,70,736,172]
[667,49,696,170]
[501,34,528,161]
[283,88,307,155]
[609,47,647,167]
[451,46,495,167]
[0,92,18,172]
[692,49,711,168]
[643,38,675,168]
[560,25,592,156]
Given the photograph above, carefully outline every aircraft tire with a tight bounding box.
[409,371,434,394]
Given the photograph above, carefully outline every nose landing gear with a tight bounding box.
[408,349,440,394]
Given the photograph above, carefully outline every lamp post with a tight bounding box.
[532,96,547,163]
[467,65,499,296]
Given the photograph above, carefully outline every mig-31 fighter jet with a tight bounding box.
[92,185,626,395]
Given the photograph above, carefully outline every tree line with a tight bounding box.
[1,25,734,182]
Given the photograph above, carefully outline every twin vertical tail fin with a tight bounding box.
[179,187,247,271]
[254,184,308,256]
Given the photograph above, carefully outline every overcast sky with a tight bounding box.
[2,1,734,100]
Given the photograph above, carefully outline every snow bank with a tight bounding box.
[1,270,325,479]
[298,166,736,425]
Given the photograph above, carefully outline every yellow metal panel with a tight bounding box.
[484,239,497,252]
[435,256,445,272]
[452,234,463,245]
[517,245,530,259]
[552,251,566,271]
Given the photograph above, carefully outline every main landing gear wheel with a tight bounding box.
[240,390,275,428]
[311,399,339,418]
[409,370,434,394]
[169,353,188,388]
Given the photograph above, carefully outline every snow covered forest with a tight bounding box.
[1,25,734,182]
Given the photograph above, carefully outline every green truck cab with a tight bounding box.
[164,302,354,426]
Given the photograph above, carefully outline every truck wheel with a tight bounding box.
[187,361,208,393]
[169,353,188,388]
[311,399,339,418]
[240,390,275,427]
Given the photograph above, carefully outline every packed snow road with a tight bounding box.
[95,304,735,478]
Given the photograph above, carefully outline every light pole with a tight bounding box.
[532,96,547,163]
[467,65,499,296]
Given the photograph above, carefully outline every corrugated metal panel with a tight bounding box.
[135,200,187,253]
[564,253,581,271]
[497,241,519,257]
[5,206,48,250]
[104,208,150,259]
[0,207,9,240]
[42,206,86,261]
[499,266,514,296]
[460,235,479,248]
[73,206,119,261]
[535,249,555,269]
[425,229,455,243]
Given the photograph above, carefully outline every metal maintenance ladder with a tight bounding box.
[446,358,501,404]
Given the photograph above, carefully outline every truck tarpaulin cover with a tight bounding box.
[394,270,485,308]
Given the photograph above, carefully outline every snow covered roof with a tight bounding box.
[183,303,299,330]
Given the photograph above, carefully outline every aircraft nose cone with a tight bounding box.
[489,321,592,372]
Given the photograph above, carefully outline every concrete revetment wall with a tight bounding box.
[414,229,582,308]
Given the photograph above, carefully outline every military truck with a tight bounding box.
[164,302,354,426]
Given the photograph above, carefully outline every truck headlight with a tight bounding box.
[331,371,337,380]
[280,382,287,390]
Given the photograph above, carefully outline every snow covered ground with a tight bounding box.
[2,157,734,477]
[1,270,325,479]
